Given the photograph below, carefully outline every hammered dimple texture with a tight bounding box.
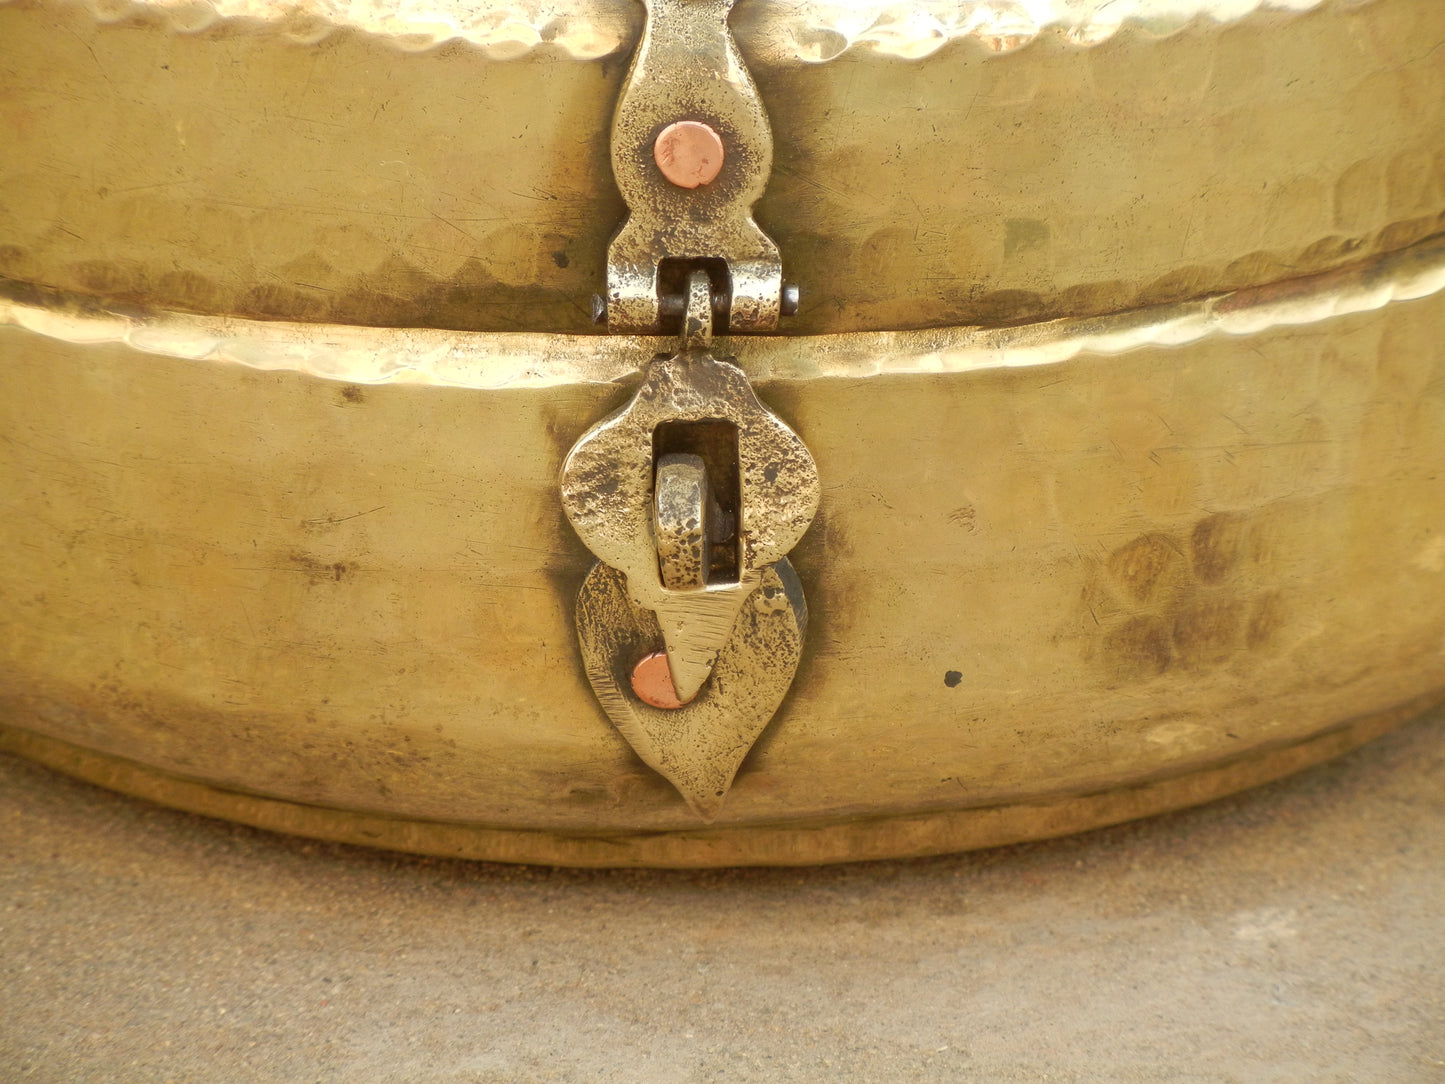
[0,0,1442,332]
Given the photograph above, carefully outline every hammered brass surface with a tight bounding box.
[2,241,1444,860]
[2,0,1443,333]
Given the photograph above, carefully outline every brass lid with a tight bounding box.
[2,0,1442,333]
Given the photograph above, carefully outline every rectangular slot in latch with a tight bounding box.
[653,419,740,585]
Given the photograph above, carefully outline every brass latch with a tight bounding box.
[597,0,794,334]
[561,0,817,817]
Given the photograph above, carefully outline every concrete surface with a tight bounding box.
[2,706,1444,1083]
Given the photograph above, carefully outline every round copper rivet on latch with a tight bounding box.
[631,651,689,709]
[654,121,724,189]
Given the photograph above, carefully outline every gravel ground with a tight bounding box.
[2,707,1444,1083]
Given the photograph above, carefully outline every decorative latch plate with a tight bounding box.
[600,0,791,335]
[561,0,817,816]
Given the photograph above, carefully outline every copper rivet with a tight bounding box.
[653,121,725,189]
[631,651,689,709]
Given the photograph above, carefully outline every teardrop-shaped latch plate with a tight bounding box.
[575,559,807,820]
